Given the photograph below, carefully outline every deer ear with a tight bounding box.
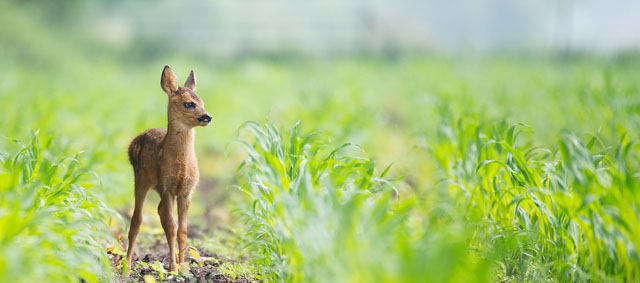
[183,70,196,91]
[161,65,179,95]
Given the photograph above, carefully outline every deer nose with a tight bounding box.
[198,114,212,124]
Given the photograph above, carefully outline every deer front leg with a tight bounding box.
[158,194,177,272]
[177,194,192,263]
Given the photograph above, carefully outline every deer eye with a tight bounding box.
[184,102,196,109]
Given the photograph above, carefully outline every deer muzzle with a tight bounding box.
[198,114,212,125]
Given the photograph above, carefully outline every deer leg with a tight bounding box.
[158,194,177,272]
[177,194,192,263]
[124,178,149,277]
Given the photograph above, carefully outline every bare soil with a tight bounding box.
[109,238,255,283]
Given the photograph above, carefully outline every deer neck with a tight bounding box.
[164,122,195,159]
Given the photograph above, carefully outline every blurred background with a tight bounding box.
[5,0,640,59]
[2,0,639,239]
[2,0,640,236]
[90,0,640,56]
[1,0,640,281]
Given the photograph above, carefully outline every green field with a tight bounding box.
[1,4,640,282]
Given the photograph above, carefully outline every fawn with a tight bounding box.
[124,65,212,276]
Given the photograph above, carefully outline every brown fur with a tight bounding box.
[124,65,211,276]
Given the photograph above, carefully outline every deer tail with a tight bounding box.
[128,136,144,173]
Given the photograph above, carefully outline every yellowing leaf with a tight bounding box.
[143,275,156,283]
[188,247,201,259]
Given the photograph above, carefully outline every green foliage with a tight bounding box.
[0,131,118,282]
[1,55,639,281]
[235,122,492,282]
[2,2,639,282]
[235,118,640,282]
[432,117,640,281]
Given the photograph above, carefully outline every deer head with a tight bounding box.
[161,65,212,128]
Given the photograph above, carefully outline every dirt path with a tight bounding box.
[108,237,256,283]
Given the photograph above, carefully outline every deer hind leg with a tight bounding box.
[177,194,192,263]
[124,177,150,277]
[158,193,178,272]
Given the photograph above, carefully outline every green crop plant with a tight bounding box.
[234,115,640,282]
[234,121,495,282]
[432,116,640,281]
[0,131,119,282]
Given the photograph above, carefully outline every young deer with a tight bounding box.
[124,65,212,276]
